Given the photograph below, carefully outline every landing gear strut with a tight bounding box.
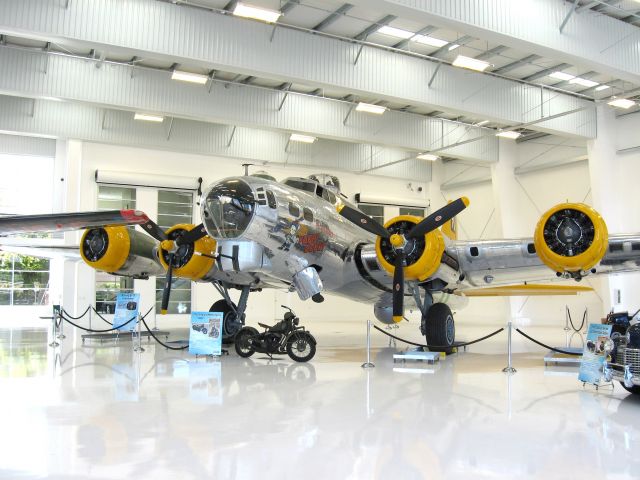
[210,282,251,343]
[413,287,456,353]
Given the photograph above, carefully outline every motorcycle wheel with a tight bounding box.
[235,327,259,358]
[286,331,316,362]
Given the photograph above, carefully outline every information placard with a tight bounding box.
[578,323,612,385]
[113,292,140,332]
[189,311,224,356]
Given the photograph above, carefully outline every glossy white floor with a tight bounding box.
[1,319,639,480]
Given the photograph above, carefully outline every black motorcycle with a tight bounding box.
[234,306,317,362]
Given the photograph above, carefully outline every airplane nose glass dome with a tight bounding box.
[201,179,256,239]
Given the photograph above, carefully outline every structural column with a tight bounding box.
[587,105,623,315]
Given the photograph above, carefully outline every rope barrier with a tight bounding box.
[59,312,137,333]
[140,317,188,350]
[566,307,586,333]
[92,307,114,326]
[373,325,504,349]
[60,306,91,320]
[515,328,582,356]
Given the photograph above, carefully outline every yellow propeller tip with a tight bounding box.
[160,309,167,315]
[461,196,470,207]
[392,315,403,323]
[336,204,345,213]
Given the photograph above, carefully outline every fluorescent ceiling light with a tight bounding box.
[417,153,440,161]
[134,113,164,122]
[595,85,611,91]
[355,102,387,115]
[452,55,490,72]
[377,26,414,39]
[549,71,575,81]
[289,133,317,143]
[448,43,460,51]
[608,98,636,109]
[496,130,521,139]
[171,70,209,84]
[474,120,490,126]
[569,77,599,88]
[233,2,281,23]
[412,35,448,48]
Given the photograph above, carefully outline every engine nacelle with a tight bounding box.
[158,224,218,281]
[533,203,608,276]
[81,226,165,278]
[375,215,445,281]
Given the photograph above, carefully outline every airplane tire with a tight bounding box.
[424,303,455,353]
[210,300,243,343]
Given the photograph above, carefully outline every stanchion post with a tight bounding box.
[57,309,66,340]
[152,307,159,331]
[88,306,92,331]
[502,321,516,374]
[133,313,145,353]
[49,313,60,348]
[361,320,375,369]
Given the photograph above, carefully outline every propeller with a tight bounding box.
[338,197,469,322]
[141,221,209,314]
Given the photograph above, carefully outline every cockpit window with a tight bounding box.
[322,189,336,205]
[283,178,316,194]
[266,190,277,209]
[202,179,255,238]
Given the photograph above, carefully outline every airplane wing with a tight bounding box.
[0,241,82,260]
[450,233,640,290]
[0,209,152,235]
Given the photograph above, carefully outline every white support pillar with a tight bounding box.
[58,139,93,315]
[134,188,158,319]
[491,139,522,238]
[587,105,623,315]
[491,138,526,322]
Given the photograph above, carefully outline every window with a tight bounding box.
[266,190,277,209]
[400,207,425,217]
[283,178,316,194]
[322,189,336,205]
[95,186,136,313]
[156,190,194,314]
[0,254,49,306]
[289,202,300,218]
[358,204,384,225]
[303,207,314,222]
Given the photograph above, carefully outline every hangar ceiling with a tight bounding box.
[0,0,637,180]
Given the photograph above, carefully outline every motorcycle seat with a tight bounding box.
[258,322,272,330]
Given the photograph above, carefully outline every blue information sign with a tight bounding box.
[189,311,224,356]
[113,292,140,332]
[578,323,613,385]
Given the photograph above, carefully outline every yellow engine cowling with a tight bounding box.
[80,226,165,278]
[158,224,218,281]
[375,215,445,281]
[533,203,608,275]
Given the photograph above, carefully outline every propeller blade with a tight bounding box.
[175,223,208,246]
[160,253,174,315]
[408,197,469,239]
[140,218,168,242]
[337,204,390,238]
[392,252,405,323]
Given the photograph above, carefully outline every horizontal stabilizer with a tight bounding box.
[459,284,594,297]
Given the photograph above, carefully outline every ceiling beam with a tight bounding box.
[353,14,396,41]
[347,0,640,84]
[475,45,509,61]
[392,25,436,49]
[0,46,498,161]
[312,3,353,31]
[521,63,572,82]
[491,54,541,75]
[0,95,433,180]
[0,0,596,138]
